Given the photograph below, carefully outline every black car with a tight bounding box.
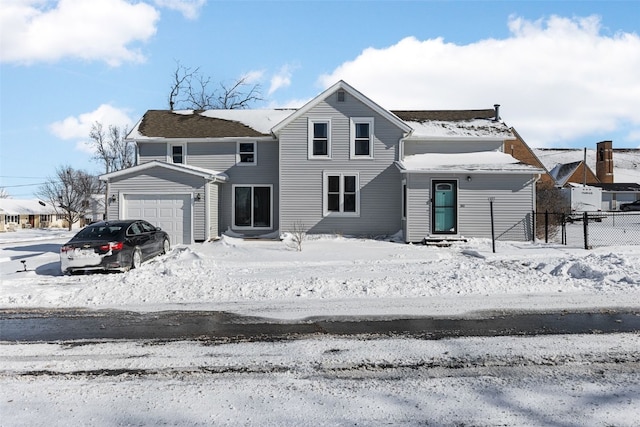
[620,200,640,211]
[60,220,170,274]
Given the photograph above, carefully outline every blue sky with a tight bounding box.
[1,0,639,198]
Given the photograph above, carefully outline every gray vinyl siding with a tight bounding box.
[105,166,207,241]
[404,172,535,242]
[279,95,405,236]
[404,174,431,242]
[457,174,534,241]
[137,142,167,162]
[403,140,504,156]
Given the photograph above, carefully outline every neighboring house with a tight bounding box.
[100,81,543,244]
[534,141,640,210]
[0,199,63,231]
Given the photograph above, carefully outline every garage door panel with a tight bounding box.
[124,194,191,244]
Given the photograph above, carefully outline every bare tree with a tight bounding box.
[168,60,263,110]
[0,187,9,198]
[285,220,307,252]
[36,166,102,231]
[168,60,199,110]
[89,122,134,174]
[535,182,567,240]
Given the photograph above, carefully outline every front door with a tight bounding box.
[432,180,457,234]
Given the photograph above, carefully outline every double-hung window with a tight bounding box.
[233,185,272,229]
[323,172,359,216]
[308,118,331,159]
[169,144,185,164]
[237,142,256,165]
[350,117,374,159]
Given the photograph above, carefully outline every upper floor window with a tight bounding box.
[169,144,185,164]
[237,142,256,165]
[308,118,331,159]
[323,172,359,216]
[350,117,374,159]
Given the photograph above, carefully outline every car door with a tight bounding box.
[140,220,162,255]
[129,221,153,259]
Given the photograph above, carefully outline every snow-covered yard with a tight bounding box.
[1,228,639,426]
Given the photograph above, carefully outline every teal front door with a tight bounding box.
[432,180,457,234]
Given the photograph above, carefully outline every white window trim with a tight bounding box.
[167,143,186,164]
[236,141,257,166]
[308,118,332,159]
[350,117,374,159]
[322,171,360,217]
[231,184,273,230]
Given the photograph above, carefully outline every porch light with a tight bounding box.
[109,194,117,203]
[195,193,202,201]
[466,176,472,182]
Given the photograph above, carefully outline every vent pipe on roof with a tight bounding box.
[493,104,500,121]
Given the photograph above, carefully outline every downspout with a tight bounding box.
[204,180,211,242]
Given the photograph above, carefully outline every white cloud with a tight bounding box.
[0,0,159,66]
[319,15,640,148]
[50,104,135,154]
[153,0,206,20]
[268,65,295,95]
[242,69,265,84]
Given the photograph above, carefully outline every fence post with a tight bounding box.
[489,197,496,253]
[531,210,536,242]
[583,211,589,249]
[544,210,549,243]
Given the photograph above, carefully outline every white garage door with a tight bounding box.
[125,194,191,245]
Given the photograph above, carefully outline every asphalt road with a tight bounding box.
[1,308,639,342]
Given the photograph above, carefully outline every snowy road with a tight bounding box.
[2,308,640,341]
[2,333,639,426]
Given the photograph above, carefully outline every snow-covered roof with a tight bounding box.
[0,199,57,215]
[403,119,515,140]
[534,148,640,184]
[398,150,544,173]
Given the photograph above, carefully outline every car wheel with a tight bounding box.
[161,238,170,255]
[131,247,142,270]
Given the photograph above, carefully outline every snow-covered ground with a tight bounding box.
[1,228,639,426]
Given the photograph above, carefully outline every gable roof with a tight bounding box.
[125,81,514,142]
[549,161,582,186]
[100,161,228,182]
[271,80,412,135]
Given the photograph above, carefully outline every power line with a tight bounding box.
[0,183,47,188]
[0,176,48,179]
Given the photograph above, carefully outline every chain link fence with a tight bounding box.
[534,211,640,249]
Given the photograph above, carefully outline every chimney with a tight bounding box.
[493,104,500,121]
[596,140,614,184]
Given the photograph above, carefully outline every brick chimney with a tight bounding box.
[596,140,614,183]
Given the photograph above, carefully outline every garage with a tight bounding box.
[124,194,191,245]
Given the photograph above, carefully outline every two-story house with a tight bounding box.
[100,81,543,245]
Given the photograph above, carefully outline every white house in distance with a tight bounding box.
[100,80,544,245]
[0,199,61,231]
[0,195,105,232]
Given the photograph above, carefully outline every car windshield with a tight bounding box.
[74,225,123,239]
